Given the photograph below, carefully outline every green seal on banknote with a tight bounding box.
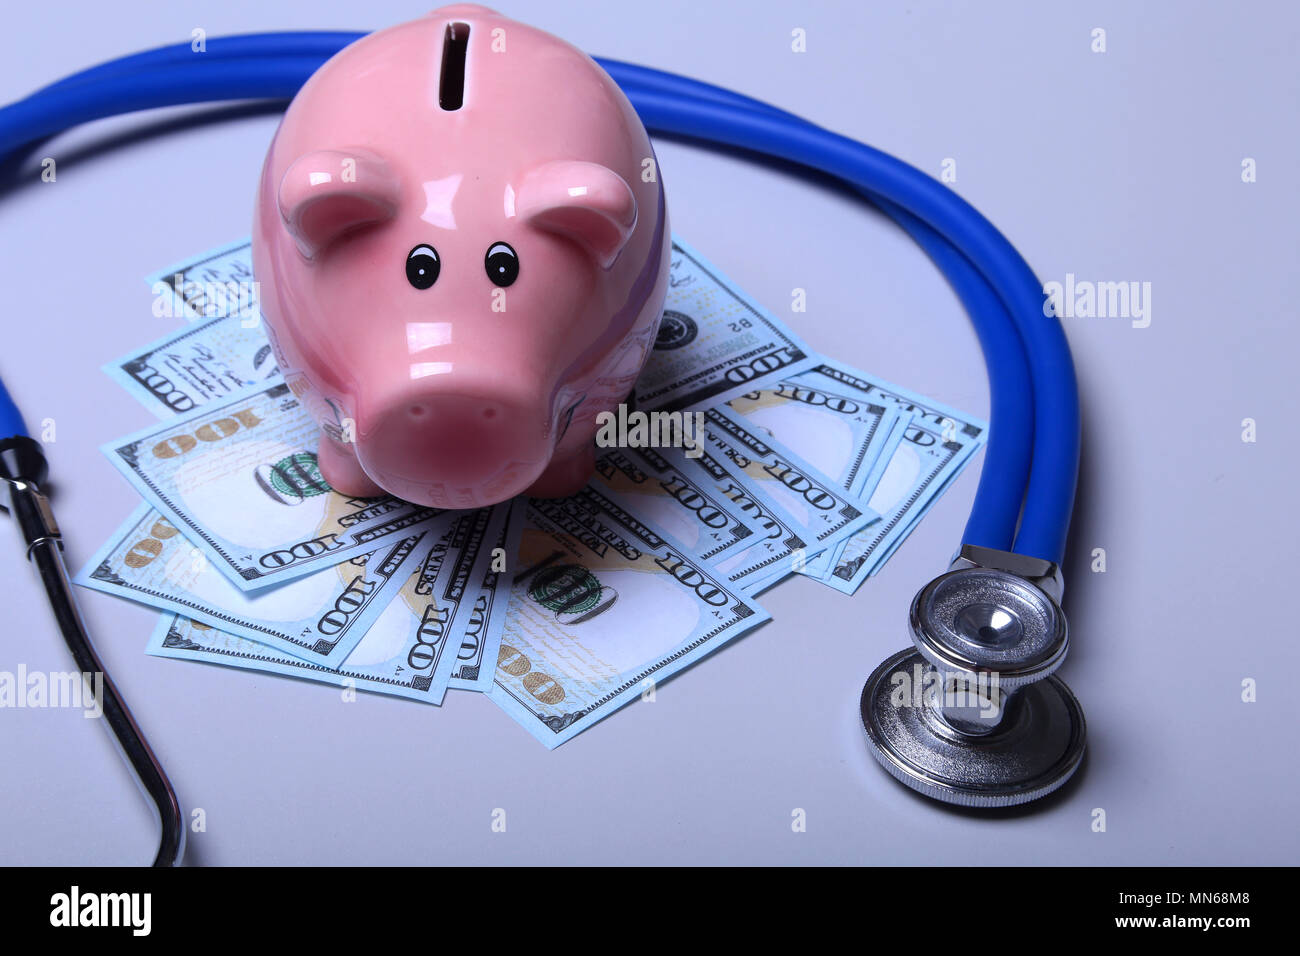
[263,451,330,500]
[528,564,603,615]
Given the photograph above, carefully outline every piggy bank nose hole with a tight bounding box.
[408,403,429,420]
[482,406,498,421]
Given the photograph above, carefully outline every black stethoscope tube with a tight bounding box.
[3,439,184,866]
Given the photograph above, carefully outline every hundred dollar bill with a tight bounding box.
[77,504,443,667]
[146,238,258,322]
[726,382,905,499]
[101,377,437,591]
[104,313,279,419]
[146,506,483,703]
[856,411,912,509]
[797,408,911,579]
[449,499,525,692]
[308,504,501,702]
[488,487,770,747]
[701,405,877,550]
[590,445,766,567]
[656,441,814,594]
[146,613,442,701]
[792,361,987,591]
[726,382,908,580]
[630,236,821,411]
[432,503,511,691]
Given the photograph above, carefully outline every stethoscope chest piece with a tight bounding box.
[860,547,1087,808]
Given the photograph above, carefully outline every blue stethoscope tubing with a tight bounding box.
[0,32,1079,861]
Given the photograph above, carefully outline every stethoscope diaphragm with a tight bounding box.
[860,647,1086,808]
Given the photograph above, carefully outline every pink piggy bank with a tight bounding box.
[252,4,669,509]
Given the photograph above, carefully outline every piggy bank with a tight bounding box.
[252,4,669,509]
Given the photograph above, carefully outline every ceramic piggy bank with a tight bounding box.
[252,4,669,509]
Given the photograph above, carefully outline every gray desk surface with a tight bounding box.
[1,0,1296,865]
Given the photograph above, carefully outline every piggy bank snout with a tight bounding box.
[355,388,553,507]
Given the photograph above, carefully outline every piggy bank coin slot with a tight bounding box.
[439,22,470,111]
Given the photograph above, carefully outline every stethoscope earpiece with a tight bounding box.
[860,546,1086,808]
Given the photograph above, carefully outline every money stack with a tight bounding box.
[76,237,985,747]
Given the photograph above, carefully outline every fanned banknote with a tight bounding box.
[146,238,259,322]
[701,405,877,551]
[319,504,501,702]
[726,381,905,499]
[435,503,513,690]
[488,487,770,747]
[101,377,437,591]
[77,504,443,667]
[448,499,525,692]
[141,503,515,699]
[654,440,814,595]
[146,613,404,698]
[791,361,988,592]
[725,380,909,579]
[629,237,820,412]
[796,409,910,578]
[145,502,482,703]
[590,445,767,567]
[104,313,279,418]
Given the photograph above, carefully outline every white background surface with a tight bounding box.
[1,0,1296,864]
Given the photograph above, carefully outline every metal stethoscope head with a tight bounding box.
[860,545,1086,808]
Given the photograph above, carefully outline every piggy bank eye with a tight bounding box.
[406,244,441,289]
[484,241,519,287]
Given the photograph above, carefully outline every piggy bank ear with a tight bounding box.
[515,160,637,269]
[278,149,401,259]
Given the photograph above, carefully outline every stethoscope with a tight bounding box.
[0,30,1083,863]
